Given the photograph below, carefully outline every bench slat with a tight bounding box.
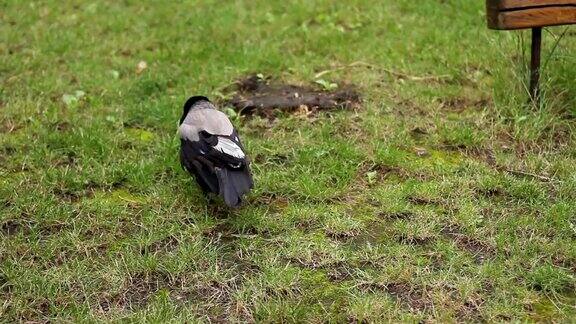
[488,5,576,29]
[488,0,576,10]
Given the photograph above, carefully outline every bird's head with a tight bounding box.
[180,95,211,124]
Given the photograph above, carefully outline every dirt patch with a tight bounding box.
[99,272,170,311]
[0,145,16,156]
[358,282,432,312]
[53,187,86,202]
[225,75,361,118]
[407,195,443,206]
[456,297,485,321]
[410,126,430,140]
[52,178,127,203]
[0,145,16,168]
[186,279,235,307]
[439,97,490,113]
[49,247,75,267]
[285,252,348,271]
[38,222,71,236]
[424,252,445,270]
[552,255,576,274]
[1,199,12,210]
[347,316,370,324]
[475,187,506,199]
[0,274,13,293]
[356,162,416,186]
[346,221,388,247]
[248,191,289,210]
[0,120,24,134]
[377,211,414,221]
[396,234,435,246]
[289,257,363,283]
[1,220,23,236]
[325,228,360,242]
[140,235,180,255]
[51,121,71,132]
[16,298,51,322]
[54,151,77,167]
[366,163,404,178]
[386,282,432,312]
[206,204,236,219]
[99,271,239,320]
[1,217,36,237]
[441,225,495,262]
[201,222,234,241]
[391,97,429,117]
[326,263,356,282]
[86,243,109,258]
[462,147,497,166]
[202,222,271,242]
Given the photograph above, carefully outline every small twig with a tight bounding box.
[228,234,259,239]
[504,169,554,182]
[314,61,452,82]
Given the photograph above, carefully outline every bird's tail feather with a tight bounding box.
[215,167,253,207]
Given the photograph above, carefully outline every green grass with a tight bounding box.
[1,0,575,322]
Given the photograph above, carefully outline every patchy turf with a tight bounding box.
[1,0,576,322]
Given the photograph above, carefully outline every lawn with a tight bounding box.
[1,0,575,322]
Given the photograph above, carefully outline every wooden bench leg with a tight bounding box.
[529,27,542,104]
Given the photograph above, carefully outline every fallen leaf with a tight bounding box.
[414,147,429,157]
[366,171,377,184]
[74,90,85,99]
[109,70,120,79]
[136,61,148,74]
[62,94,77,106]
[223,107,238,119]
[295,104,310,117]
[315,79,338,91]
[62,90,85,107]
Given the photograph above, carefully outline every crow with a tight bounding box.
[178,96,253,207]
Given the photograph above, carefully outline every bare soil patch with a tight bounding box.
[225,75,361,118]
[99,272,170,311]
[325,227,360,242]
[438,97,490,113]
[326,264,356,282]
[396,233,435,246]
[140,235,180,255]
[0,273,13,293]
[441,225,496,262]
[356,162,420,187]
[1,220,23,236]
[407,195,443,206]
[52,178,127,203]
[377,211,414,221]
[358,282,433,312]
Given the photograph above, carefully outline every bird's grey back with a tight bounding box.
[179,101,234,141]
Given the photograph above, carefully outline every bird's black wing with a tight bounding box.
[199,131,253,207]
[180,138,219,194]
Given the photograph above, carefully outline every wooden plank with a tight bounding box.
[488,0,576,10]
[488,5,576,29]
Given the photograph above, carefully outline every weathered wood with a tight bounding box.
[488,0,576,10]
[487,0,576,29]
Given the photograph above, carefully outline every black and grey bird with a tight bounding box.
[178,96,253,207]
